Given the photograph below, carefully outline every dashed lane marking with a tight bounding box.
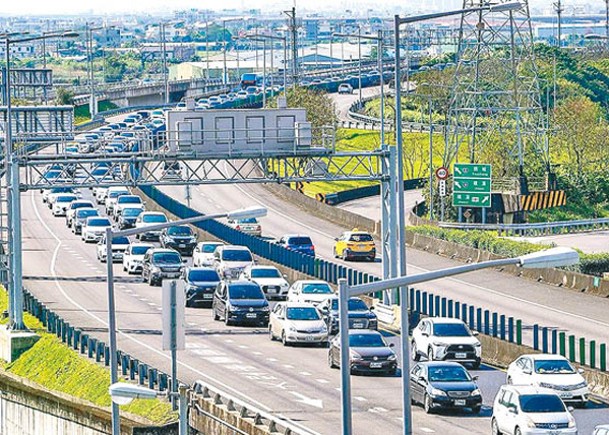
[316,379,329,384]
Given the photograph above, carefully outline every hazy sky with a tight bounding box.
[0,0,562,16]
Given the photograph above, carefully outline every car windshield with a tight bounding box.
[143,214,167,223]
[110,236,130,245]
[202,243,221,253]
[286,307,320,320]
[131,246,151,255]
[433,323,471,337]
[88,218,111,227]
[71,202,92,209]
[301,283,333,294]
[428,366,472,382]
[167,226,193,236]
[50,187,73,194]
[329,298,368,311]
[251,268,281,278]
[519,394,566,413]
[229,285,264,300]
[349,233,373,242]
[57,195,77,202]
[237,218,258,224]
[118,196,141,204]
[109,191,128,198]
[188,269,220,282]
[349,333,386,347]
[288,237,312,245]
[222,249,252,262]
[77,209,98,218]
[534,360,575,374]
[152,252,181,264]
[123,208,142,217]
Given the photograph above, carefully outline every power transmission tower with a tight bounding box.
[445,0,548,195]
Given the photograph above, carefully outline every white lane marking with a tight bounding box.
[316,379,329,384]
[368,407,388,413]
[156,307,162,311]
[355,396,367,402]
[224,339,234,343]
[205,356,241,364]
[147,303,156,307]
[31,192,323,435]
[238,345,248,349]
[299,371,312,376]
[233,169,609,331]
[420,428,435,433]
[252,351,263,355]
[187,322,196,327]
[267,358,278,362]
[191,349,223,357]
[284,364,294,369]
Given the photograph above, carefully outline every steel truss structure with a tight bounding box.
[19,149,386,190]
[446,0,547,192]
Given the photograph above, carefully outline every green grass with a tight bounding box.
[74,101,119,124]
[0,290,176,425]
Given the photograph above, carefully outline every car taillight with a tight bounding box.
[311,246,315,252]
[235,225,241,230]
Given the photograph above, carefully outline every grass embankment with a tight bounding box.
[410,225,609,277]
[0,290,176,425]
[74,101,119,125]
[300,128,446,197]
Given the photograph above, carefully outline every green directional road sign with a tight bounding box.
[453,193,491,207]
[453,163,492,207]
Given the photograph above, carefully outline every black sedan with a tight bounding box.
[410,361,482,414]
[182,267,220,308]
[118,207,143,230]
[328,330,397,375]
[160,225,198,256]
[318,297,377,335]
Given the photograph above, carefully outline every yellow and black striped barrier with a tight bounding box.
[315,193,326,203]
[520,190,566,211]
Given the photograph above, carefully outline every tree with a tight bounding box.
[55,88,74,105]
[268,87,337,144]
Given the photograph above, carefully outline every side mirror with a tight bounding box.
[283,274,288,279]
[418,376,427,384]
[369,306,375,311]
[567,406,574,412]
[182,259,187,263]
[577,368,585,374]
[389,343,395,348]
[508,406,518,415]
[421,331,429,337]
[473,375,479,381]
[472,331,479,336]
[334,238,338,241]
[523,369,532,375]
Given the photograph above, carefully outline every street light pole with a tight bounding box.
[358,26,362,108]
[160,23,170,104]
[106,206,266,435]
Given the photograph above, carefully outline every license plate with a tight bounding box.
[305,336,314,341]
[454,399,466,406]
[246,313,257,318]
[455,352,467,359]
[203,294,213,299]
[179,244,186,248]
[560,392,573,399]
[370,362,382,368]
[168,273,180,278]
[352,323,364,329]
[267,287,277,293]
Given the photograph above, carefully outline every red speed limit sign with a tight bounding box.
[435,167,449,180]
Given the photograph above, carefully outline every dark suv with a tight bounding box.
[141,248,185,286]
[277,234,315,257]
[212,281,270,326]
[160,225,198,256]
[182,267,221,308]
[318,297,378,335]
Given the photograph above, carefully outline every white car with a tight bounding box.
[411,317,481,369]
[65,200,95,227]
[506,354,589,408]
[51,194,78,217]
[113,195,144,219]
[81,217,113,243]
[213,245,255,279]
[226,217,262,237]
[491,385,577,435]
[42,187,75,203]
[192,241,224,267]
[239,265,289,300]
[286,280,334,306]
[96,235,131,263]
[122,243,155,274]
[104,186,130,214]
[269,302,328,346]
[93,186,109,204]
[134,211,169,241]
[338,83,353,94]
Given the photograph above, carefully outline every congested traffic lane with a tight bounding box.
[159,177,609,358]
[21,187,503,434]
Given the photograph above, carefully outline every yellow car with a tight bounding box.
[333,229,376,262]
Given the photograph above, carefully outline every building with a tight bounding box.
[0,44,35,59]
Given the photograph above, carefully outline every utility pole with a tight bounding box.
[86,23,96,117]
[284,7,298,86]
[160,23,169,104]
[553,0,563,47]
[606,0,609,49]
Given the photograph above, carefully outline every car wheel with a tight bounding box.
[574,400,587,409]
[515,428,522,435]
[213,307,220,321]
[328,351,337,369]
[269,326,275,341]
[341,250,348,261]
[471,405,481,415]
[411,341,420,362]
[333,248,338,258]
[423,394,433,414]
[185,298,192,308]
[427,347,434,362]
[491,418,502,435]
[281,331,289,346]
[148,274,154,286]
[472,358,481,370]
[506,376,513,385]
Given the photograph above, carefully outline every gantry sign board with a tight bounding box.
[452,163,492,207]
[0,106,74,143]
[166,108,314,156]
[1,69,53,87]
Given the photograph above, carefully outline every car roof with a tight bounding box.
[501,385,561,396]
[141,211,166,216]
[227,280,260,287]
[131,242,155,247]
[425,317,467,325]
[187,266,217,272]
[519,353,569,361]
[150,248,179,254]
[248,265,277,270]
[348,329,381,336]
[294,280,328,285]
[279,301,319,309]
[221,245,250,250]
[416,361,467,368]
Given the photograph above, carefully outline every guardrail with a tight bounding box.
[321,178,425,205]
[437,218,609,237]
